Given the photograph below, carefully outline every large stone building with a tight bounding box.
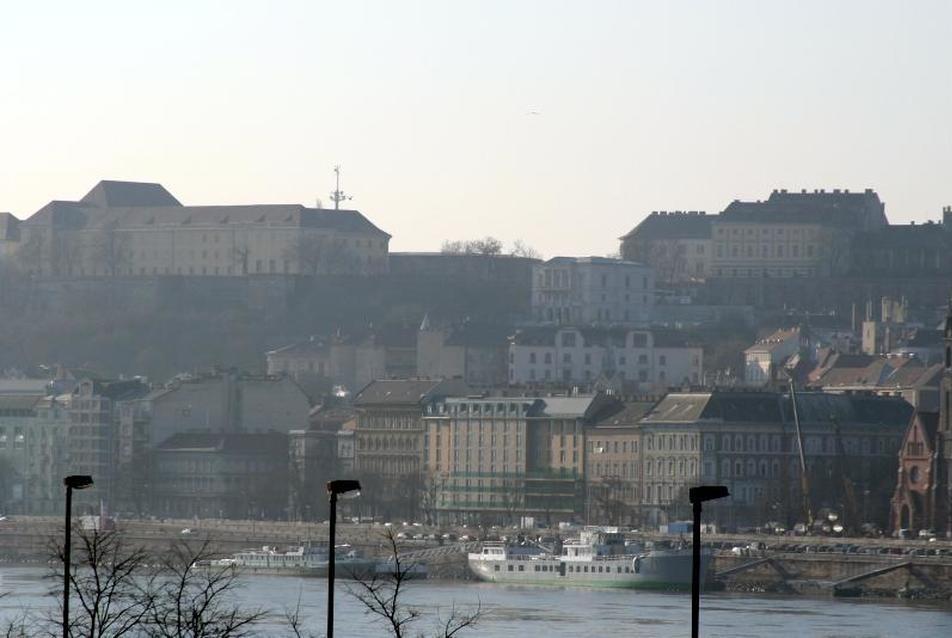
[13,180,390,277]
[266,326,417,394]
[638,390,911,529]
[619,189,888,282]
[531,257,654,326]
[584,402,654,526]
[351,378,469,519]
[143,371,311,446]
[0,394,71,515]
[422,394,621,525]
[152,432,289,519]
[619,211,713,283]
[743,327,805,386]
[709,189,886,279]
[68,378,150,508]
[508,326,702,392]
[416,318,511,388]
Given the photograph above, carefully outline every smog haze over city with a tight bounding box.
[4,1,952,256]
[1,2,951,637]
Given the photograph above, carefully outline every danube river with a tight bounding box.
[2,566,950,637]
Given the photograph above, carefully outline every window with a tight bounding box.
[561,332,576,347]
[529,352,536,364]
[659,355,666,366]
[544,353,552,364]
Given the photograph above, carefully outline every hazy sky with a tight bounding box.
[2,1,950,256]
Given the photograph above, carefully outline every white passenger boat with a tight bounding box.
[467,527,705,590]
[216,543,427,580]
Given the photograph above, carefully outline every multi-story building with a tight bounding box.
[508,326,702,392]
[584,402,653,526]
[638,390,911,529]
[287,400,356,521]
[152,432,289,519]
[743,327,805,386]
[619,189,888,282]
[144,371,311,446]
[352,378,469,519]
[416,318,511,388]
[68,378,150,509]
[14,180,390,278]
[619,211,713,283]
[710,188,886,279]
[531,257,654,326]
[422,394,620,525]
[0,394,71,515]
[266,326,417,394]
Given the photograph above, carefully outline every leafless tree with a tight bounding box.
[51,526,154,638]
[509,240,541,259]
[349,529,481,638]
[288,234,363,275]
[144,538,266,638]
[441,237,503,256]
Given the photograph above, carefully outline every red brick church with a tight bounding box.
[890,306,952,536]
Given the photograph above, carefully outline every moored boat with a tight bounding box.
[467,527,706,590]
[214,543,427,580]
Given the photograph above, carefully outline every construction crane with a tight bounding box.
[831,416,860,534]
[788,378,814,530]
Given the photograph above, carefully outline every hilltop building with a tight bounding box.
[531,257,654,326]
[619,189,888,282]
[12,180,390,277]
[619,211,713,283]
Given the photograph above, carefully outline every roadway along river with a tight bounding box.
[1,566,950,637]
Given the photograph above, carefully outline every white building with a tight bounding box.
[508,326,701,392]
[743,327,803,386]
[531,257,654,326]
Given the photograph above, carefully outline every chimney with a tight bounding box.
[943,205,952,229]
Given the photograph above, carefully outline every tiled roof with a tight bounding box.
[157,432,288,454]
[21,181,390,237]
[620,211,713,241]
[80,180,181,207]
[719,189,886,229]
[353,378,470,406]
[642,390,912,426]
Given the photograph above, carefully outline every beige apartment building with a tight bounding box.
[14,180,390,277]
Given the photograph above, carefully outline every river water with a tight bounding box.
[2,566,950,637]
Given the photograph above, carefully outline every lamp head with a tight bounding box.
[689,485,729,504]
[327,479,361,497]
[64,475,94,490]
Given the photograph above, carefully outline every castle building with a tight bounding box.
[13,180,390,277]
[619,189,888,282]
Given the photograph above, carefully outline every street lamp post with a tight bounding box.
[62,475,94,638]
[689,485,729,638]
[326,479,361,638]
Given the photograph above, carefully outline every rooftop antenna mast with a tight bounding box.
[330,165,353,211]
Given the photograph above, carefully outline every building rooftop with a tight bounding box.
[620,210,714,241]
[353,378,470,406]
[156,432,288,455]
[21,181,390,238]
[642,389,913,426]
[719,189,886,229]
